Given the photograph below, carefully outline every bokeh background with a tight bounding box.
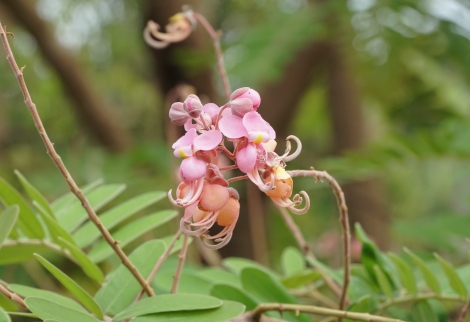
[1,0,470,272]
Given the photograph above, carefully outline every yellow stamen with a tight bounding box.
[178,148,189,158]
[169,13,185,22]
[253,132,264,144]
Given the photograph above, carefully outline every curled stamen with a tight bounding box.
[288,191,310,215]
[247,168,274,193]
[281,135,302,162]
[201,233,233,249]
[144,22,170,48]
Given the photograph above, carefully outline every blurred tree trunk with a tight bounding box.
[325,42,390,250]
[2,0,129,152]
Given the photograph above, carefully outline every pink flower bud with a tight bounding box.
[183,94,203,118]
[230,98,253,117]
[230,87,261,109]
[216,197,240,227]
[199,184,229,211]
[169,102,190,126]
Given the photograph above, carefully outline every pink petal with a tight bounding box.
[243,111,267,132]
[184,119,197,131]
[247,131,270,144]
[266,122,276,140]
[172,128,197,149]
[203,103,220,118]
[219,115,248,139]
[180,156,206,182]
[230,87,249,100]
[236,144,257,173]
[184,202,198,220]
[193,130,222,151]
[173,145,193,158]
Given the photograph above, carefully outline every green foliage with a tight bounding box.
[25,297,100,322]
[0,206,18,249]
[0,308,10,322]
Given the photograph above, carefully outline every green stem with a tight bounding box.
[376,293,465,313]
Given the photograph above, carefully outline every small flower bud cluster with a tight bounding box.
[168,88,309,249]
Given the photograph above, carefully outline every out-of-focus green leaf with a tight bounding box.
[73,191,166,248]
[344,295,377,322]
[161,234,192,255]
[8,284,86,312]
[373,265,393,299]
[34,202,75,245]
[88,210,177,263]
[223,257,278,279]
[0,206,19,249]
[0,176,43,238]
[0,294,17,311]
[240,267,309,322]
[280,269,322,289]
[196,268,240,287]
[24,297,100,322]
[51,179,103,214]
[388,253,417,295]
[57,237,104,284]
[306,256,342,284]
[34,254,103,319]
[113,294,223,321]
[0,244,50,265]
[57,184,126,232]
[0,307,11,322]
[15,170,53,217]
[153,272,212,295]
[434,253,467,298]
[210,283,257,311]
[95,240,166,315]
[132,301,245,322]
[404,248,441,294]
[281,247,305,276]
[411,300,439,322]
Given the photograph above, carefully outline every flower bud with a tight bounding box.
[183,94,203,118]
[169,102,190,126]
[192,207,210,223]
[230,87,261,109]
[216,197,239,226]
[199,184,229,211]
[230,98,253,117]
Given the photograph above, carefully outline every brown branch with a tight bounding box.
[457,298,470,322]
[2,0,129,151]
[171,234,189,294]
[287,169,351,314]
[249,303,404,322]
[277,206,341,297]
[0,22,154,297]
[193,12,231,100]
[0,283,26,308]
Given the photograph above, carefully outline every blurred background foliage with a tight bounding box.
[1,0,470,276]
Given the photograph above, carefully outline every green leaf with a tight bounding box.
[34,202,75,245]
[0,244,50,265]
[210,283,258,311]
[280,269,322,289]
[95,240,166,315]
[73,191,166,248]
[223,257,279,279]
[51,179,103,214]
[281,247,305,276]
[373,265,393,299]
[34,254,103,319]
[114,294,223,321]
[25,297,100,322]
[57,237,104,284]
[411,300,439,322]
[57,184,126,232]
[196,268,241,287]
[88,210,177,263]
[161,234,192,255]
[241,267,310,322]
[132,301,245,322]
[0,176,44,238]
[344,295,377,322]
[0,206,19,248]
[404,248,441,294]
[15,170,53,217]
[434,253,467,298]
[0,307,11,322]
[388,253,417,295]
[8,284,86,312]
[305,256,342,284]
[153,272,212,295]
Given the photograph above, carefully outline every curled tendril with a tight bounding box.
[270,190,310,215]
[279,135,302,162]
[247,168,274,193]
[201,232,233,250]
[168,178,204,207]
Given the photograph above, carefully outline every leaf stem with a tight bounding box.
[171,234,189,294]
[377,293,465,313]
[250,303,405,322]
[0,282,26,308]
[0,23,154,296]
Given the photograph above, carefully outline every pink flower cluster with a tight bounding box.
[168,88,309,249]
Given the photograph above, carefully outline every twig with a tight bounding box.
[290,289,337,309]
[0,23,154,297]
[0,283,26,308]
[228,175,248,183]
[376,293,465,314]
[135,230,183,301]
[277,206,341,297]
[171,234,189,293]
[287,169,351,316]
[193,13,231,100]
[250,303,405,322]
[458,297,470,322]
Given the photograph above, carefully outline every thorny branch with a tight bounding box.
[0,23,154,297]
[0,282,26,308]
[171,234,190,294]
[287,169,351,316]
